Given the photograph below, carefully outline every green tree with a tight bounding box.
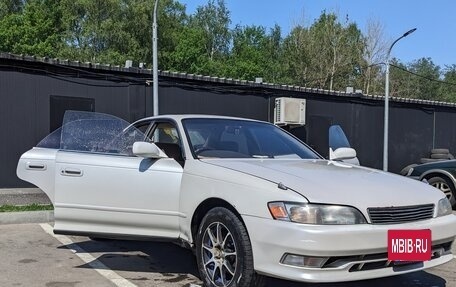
[311,12,364,90]
[166,26,209,74]
[282,25,312,86]
[0,0,23,19]
[389,58,410,97]
[408,57,440,100]
[0,0,64,57]
[362,18,387,95]
[59,0,139,63]
[283,12,364,90]
[263,24,285,83]
[439,65,456,102]
[59,0,187,66]
[226,25,267,80]
[190,0,230,61]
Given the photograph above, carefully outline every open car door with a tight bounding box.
[328,125,360,165]
[17,111,183,239]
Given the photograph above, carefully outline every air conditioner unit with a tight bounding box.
[274,97,306,126]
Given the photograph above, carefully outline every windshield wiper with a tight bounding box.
[252,155,274,159]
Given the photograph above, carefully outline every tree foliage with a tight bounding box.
[0,0,64,57]
[440,65,456,102]
[0,0,455,102]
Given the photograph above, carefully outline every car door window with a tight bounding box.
[132,121,153,142]
[150,122,185,166]
[151,122,180,144]
[59,111,146,156]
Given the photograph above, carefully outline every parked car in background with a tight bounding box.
[406,160,456,208]
[17,111,456,286]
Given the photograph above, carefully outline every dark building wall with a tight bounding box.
[159,86,270,121]
[435,111,456,149]
[2,60,456,188]
[0,69,148,187]
[388,106,434,172]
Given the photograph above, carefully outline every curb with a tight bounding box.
[0,210,54,225]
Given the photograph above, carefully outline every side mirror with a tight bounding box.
[330,147,359,163]
[132,142,168,158]
[329,124,360,165]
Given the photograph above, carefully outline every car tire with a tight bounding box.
[427,176,456,208]
[430,153,451,159]
[195,207,264,287]
[431,148,450,154]
[420,158,444,164]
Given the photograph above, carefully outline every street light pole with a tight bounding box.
[152,0,159,116]
[383,28,416,172]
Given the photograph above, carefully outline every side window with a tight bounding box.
[133,121,152,142]
[151,122,180,144]
[150,122,184,166]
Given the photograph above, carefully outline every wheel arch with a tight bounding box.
[420,169,456,187]
[190,197,247,245]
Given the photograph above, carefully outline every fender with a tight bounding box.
[419,169,456,187]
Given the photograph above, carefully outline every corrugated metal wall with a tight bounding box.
[1,60,456,188]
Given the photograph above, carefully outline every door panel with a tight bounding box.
[16,148,58,203]
[54,151,183,239]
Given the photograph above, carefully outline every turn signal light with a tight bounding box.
[268,202,289,220]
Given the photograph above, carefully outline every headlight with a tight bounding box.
[268,202,367,225]
[437,197,452,217]
[406,167,414,176]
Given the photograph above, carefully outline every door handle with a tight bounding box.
[26,162,47,171]
[61,168,83,177]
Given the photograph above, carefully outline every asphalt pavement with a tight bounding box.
[0,221,455,287]
[1,188,455,286]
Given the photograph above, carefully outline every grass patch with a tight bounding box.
[0,204,54,213]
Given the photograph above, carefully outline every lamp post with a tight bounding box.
[152,0,159,116]
[383,28,416,172]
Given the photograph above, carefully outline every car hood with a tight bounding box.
[201,159,444,208]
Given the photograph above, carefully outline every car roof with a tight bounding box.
[135,114,267,124]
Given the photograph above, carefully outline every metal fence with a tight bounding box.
[1,56,456,188]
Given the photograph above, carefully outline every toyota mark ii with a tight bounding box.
[17,111,456,287]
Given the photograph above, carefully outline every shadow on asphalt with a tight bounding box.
[58,240,447,287]
[267,271,446,287]
[59,239,200,277]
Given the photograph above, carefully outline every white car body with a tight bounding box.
[17,113,456,284]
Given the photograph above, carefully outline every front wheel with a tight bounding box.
[427,176,456,208]
[195,207,264,287]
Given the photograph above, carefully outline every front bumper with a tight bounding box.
[242,214,456,283]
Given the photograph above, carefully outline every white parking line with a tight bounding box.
[40,223,137,287]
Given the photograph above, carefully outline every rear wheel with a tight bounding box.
[427,176,456,208]
[195,207,264,287]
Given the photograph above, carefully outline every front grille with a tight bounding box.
[367,204,434,224]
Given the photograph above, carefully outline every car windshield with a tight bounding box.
[183,118,320,159]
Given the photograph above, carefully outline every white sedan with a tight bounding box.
[17,111,456,287]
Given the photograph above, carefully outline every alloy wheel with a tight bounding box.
[432,181,454,202]
[201,222,237,287]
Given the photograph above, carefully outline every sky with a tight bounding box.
[182,0,456,69]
